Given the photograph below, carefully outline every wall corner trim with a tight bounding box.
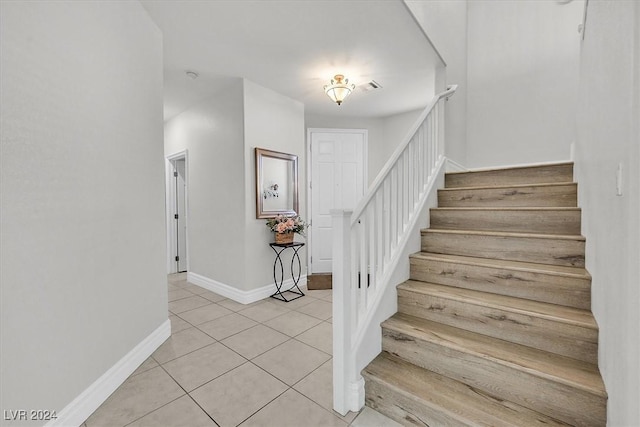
[187,272,308,305]
[445,158,468,172]
[46,319,171,427]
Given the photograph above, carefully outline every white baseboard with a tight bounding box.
[187,272,308,305]
[46,320,171,427]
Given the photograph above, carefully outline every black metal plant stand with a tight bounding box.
[269,242,305,302]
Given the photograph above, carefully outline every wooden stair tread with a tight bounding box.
[422,228,586,241]
[398,280,597,329]
[446,162,574,176]
[383,313,607,397]
[410,252,591,278]
[363,352,572,427]
[439,181,576,192]
[438,182,578,208]
[445,163,574,188]
[429,207,582,235]
[432,207,581,212]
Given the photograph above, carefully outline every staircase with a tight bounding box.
[362,162,607,426]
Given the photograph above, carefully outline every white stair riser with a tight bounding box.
[410,257,591,309]
[397,290,598,364]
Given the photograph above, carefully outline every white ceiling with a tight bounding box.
[140,0,442,121]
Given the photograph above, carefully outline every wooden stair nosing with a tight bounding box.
[363,352,572,427]
[431,207,581,212]
[421,228,585,267]
[421,229,586,268]
[409,252,591,280]
[438,181,577,192]
[409,252,591,310]
[381,315,607,426]
[429,207,582,235]
[382,313,606,397]
[397,280,597,330]
[381,320,606,426]
[397,281,598,363]
[444,163,574,188]
[437,182,578,208]
[445,161,574,176]
[421,228,586,242]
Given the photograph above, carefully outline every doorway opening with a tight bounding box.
[306,128,368,288]
[165,150,189,274]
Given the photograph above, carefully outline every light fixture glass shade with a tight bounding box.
[324,74,355,106]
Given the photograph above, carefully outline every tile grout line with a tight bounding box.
[120,392,187,427]
[155,361,222,427]
[165,276,346,425]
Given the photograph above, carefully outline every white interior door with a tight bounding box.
[310,129,366,273]
[175,159,187,272]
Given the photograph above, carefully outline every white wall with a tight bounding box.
[165,79,306,294]
[574,1,640,425]
[164,80,246,288]
[465,0,584,168]
[0,1,166,423]
[243,79,306,290]
[405,0,468,165]
[378,109,424,179]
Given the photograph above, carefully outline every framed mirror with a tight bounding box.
[255,148,299,219]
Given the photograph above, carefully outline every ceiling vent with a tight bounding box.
[358,80,382,93]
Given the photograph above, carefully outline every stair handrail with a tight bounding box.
[332,84,457,416]
[350,84,458,227]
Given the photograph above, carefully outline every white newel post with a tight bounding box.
[332,209,356,416]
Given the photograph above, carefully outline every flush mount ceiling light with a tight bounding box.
[324,74,355,106]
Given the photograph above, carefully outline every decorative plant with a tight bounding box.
[266,215,306,236]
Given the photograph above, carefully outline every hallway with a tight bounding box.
[82,274,399,427]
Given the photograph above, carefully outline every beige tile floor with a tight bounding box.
[82,273,401,427]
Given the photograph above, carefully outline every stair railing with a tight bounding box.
[331,85,458,415]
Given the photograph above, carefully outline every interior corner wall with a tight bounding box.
[465,0,584,168]
[243,79,306,291]
[574,1,640,425]
[164,80,246,289]
[0,1,166,423]
[405,0,468,166]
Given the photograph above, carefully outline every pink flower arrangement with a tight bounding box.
[266,215,306,236]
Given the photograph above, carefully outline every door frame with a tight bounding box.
[306,128,368,275]
[165,150,190,274]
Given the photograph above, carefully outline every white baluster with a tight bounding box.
[384,177,391,264]
[369,202,377,297]
[376,190,383,287]
[359,210,367,318]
